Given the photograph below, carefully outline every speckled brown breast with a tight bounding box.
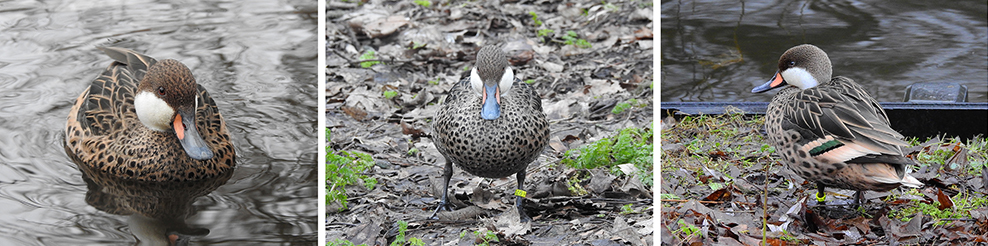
[433,78,549,178]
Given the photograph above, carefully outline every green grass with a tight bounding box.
[884,136,988,224]
[327,239,365,246]
[562,126,653,186]
[888,191,988,225]
[326,130,378,212]
[358,50,381,68]
[524,79,536,84]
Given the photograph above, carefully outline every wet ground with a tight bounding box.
[660,113,988,245]
[661,0,988,103]
[0,0,317,244]
[326,0,653,244]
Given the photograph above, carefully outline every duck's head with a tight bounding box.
[752,44,833,93]
[134,59,214,160]
[470,45,514,120]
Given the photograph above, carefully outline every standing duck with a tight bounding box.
[431,45,550,222]
[752,44,922,206]
[65,47,235,183]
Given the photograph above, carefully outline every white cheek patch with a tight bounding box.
[134,91,175,132]
[500,66,514,96]
[781,67,818,90]
[470,67,484,96]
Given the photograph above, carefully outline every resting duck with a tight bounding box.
[752,44,922,206]
[64,47,235,183]
[431,45,550,222]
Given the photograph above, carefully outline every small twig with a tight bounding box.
[659,199,723,204]
[326,222,358,227]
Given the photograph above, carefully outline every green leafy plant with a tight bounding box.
[611,102,631,114]
[359,50,381,68]
[529,11,542,26]
[562,127,653,186]
[412,0,431,7]
[472,229,499,246]
[383,90,398,99]
[562,30,592,49]
[524,79,536,84]
[619,203,638,215]
[326,130,378,211]
[389,220,424,246]
[674,219,702,239]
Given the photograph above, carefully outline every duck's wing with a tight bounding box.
[441,78,473,106]
[783,77,910,160]
[511,78,544,113]
[193,84,234,161]
[76,48,159,136]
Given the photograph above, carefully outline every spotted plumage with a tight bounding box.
[752,44,922,205]
[64,47,235,184]
[431,45,550,222]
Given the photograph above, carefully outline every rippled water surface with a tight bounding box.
[661,0,988,102]
[0,0,317,244]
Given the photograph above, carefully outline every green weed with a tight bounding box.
[389,220,424,246]
[472,229,499,246]
[359,50,381,68]
[326,130,378,211]
[383,90,398,99]
[529,11,542,26]
[561,30,591,49]
[412,0,431,7]
[562,127,653,186]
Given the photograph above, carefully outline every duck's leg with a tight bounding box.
[515,169,531,222]
[852,190,864,209]
[429,157,454,220]
[815,182,827,204]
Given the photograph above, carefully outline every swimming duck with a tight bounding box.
[65,47,235,183]
[752,44,922,206]
[431,45,550,222]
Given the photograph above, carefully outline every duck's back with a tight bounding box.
[433,78,549,178]
[65,48,235,183]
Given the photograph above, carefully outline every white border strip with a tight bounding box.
[317,0,327,244]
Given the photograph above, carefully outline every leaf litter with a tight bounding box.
[660,111,988,245]
[327,0,654,245]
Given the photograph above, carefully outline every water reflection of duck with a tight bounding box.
[64,47,235,182]
[752,44,922,206]
[431,45,550,222]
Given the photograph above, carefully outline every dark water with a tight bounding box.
[661,0,988,103]
[0,0,317,244]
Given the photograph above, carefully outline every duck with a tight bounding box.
[64,47,235,183]
[431,44,550,222]
[751,44,922,206]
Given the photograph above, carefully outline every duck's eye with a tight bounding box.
[788,61,796,67]
[157,87,165,96]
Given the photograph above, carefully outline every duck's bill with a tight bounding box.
[480,84,501,120]
[752,71,787,93]
[173,110,214,160]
